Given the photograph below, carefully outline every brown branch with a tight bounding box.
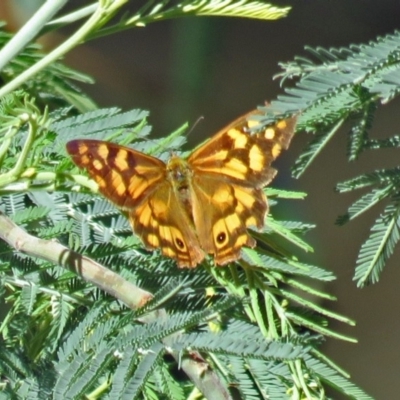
[0,211,233,400]
[0,210,152,309]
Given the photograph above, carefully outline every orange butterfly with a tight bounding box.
[67,111,296,268]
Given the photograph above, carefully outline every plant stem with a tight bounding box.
[43,4,98,32]
[0,111,43,187]
[0,125,20,166]
[0,0,68,72]
[0,1,127,98]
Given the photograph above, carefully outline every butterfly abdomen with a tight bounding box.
[166,154,197,223]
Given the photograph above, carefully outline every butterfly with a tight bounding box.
[66,110,297,268]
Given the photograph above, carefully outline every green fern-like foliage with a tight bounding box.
[254,30,400,287]
[0,94,371,398]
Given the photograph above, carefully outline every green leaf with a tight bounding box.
[305,354,374,400]
[119,342,164,399]
[354,202,400,286]
[186,0,291,20]
[336,186,394,225]
[265,215,315,253]
[10,205,49,225]
[292,119,344,178]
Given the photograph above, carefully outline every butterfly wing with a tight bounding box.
[190,176,265,264]
[67,140,166,210]
[188,112,297,265]
[188,112,296,187]
[67,140,204,267]
[128,180,204,268]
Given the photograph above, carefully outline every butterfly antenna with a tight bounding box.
[168,116,205,156]
[186,116,204,140]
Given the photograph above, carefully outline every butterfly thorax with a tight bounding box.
[166,154,192,186]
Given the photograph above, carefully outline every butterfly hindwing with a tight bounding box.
[129,180,204,267]
[191,176,267,264]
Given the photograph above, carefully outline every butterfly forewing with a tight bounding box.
[188,113,297,188]
[67,140,166,210]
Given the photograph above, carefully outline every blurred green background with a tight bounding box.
[2,1,400,398]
